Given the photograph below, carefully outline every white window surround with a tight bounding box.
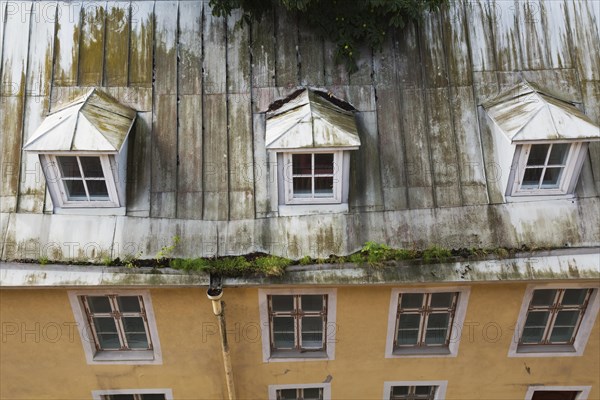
[91,389,173,400]
[524,386,591,400]
[44,154,121,207]
[68,289,163,365]
[382,381,448,400]
[385,287,471,358]
[268,383,331,400]
[508,283,599,358]
[258,288,337,362]
[508,141,587,198]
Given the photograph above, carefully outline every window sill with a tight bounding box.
[506,194,574,203]
[54,206,126,216]
[92,349,156,364]
[516,344,576,354]
[278,203,348,217]
[268,350,329,362]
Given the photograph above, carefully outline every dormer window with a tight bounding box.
[23,89,136,215]
[482,81,599,201]
[265,89,360,216]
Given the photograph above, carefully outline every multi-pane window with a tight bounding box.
[520,288,592,346]
[394,292,458,351]
[268,295,327,354]
[389,386,437,400]
[100,395,165,400]
[276,388,324,400]
[82,295,153,352]
[284,152,341,204]
[520,144,570,190]
[56,156,110,201]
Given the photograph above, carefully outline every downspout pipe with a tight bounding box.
[207,280,236,400]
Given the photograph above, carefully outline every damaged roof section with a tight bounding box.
[265,88,361,150]
[23,89,137,153]
[482,81,600,143]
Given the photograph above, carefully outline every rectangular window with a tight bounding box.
[69,290,162,364]
[283,152,341,204]
[46,154,121,208]
[83,295,153,351]
[530,391,580,400]
[269,294,327,354]
[276,388,324,400]
[389,386,437,400]
[394,292,458,351]
[520,289,592,346]
[92,389,172,400]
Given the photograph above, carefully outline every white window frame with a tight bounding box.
[44,153,121,208]
[268,383,331,400]
[509,142,586,197]
[259,288,337,362]
[385,287,470,358]
[91,389,173,400]
[382,381,448,400]
[508,283,599,357]
[282,150,342,205]
[524,386,592,400]
[68,290,163,365]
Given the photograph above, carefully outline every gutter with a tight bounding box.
[207,275,236,400]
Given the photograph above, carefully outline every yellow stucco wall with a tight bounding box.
[1,282,599,400]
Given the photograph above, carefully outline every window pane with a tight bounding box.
[79,156,104,177]
[415,386,434,395]
[122,316,146,334]
[562,289,589,305]
[301,316,323,348]
[541,167,564,188]
[522,311,549,343]
[64,180,87,200]
[430,292,454,308]
[301,295,324,312]
[314,177,333,197]
[87,296,112,313]
[277,389,297,400]
[425,313,450,344]
[293,177,312,197]
[118,296,142,313]
[548,144,569,165]
[292,154,312,175]
[271,295,294,312]
[107,395,135,400]
[93,317,120,349]
[391,386,409,396]
[396,314,420,345]
[400,293,423,309]
[302,388,322,400]
[549,310,579,342]
[126,333,150,349]
[527,144,550,165]
[314,153,334,174]
[141,395,166,400]
[522,168,543,187]
[273,317,294,349]
[86,180,109,199]
[57,156,81,178]
[531,290,557,306]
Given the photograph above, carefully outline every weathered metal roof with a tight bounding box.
[482,81,600,143]
[265,89,361,150]
[23,89,137,153]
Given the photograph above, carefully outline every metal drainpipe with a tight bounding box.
[207,276,236,400]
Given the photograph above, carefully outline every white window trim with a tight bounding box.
[91,388,173,400]
[509,141,586,197]
[259,288,337,362]
[382,381,448,400]
[524,386,592,400]
[282,150,343,205]
[385,287,471,358]
[68,289,163,365]
[44,153,121,208]
[268,383,331,400]
[508,283,600,357]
